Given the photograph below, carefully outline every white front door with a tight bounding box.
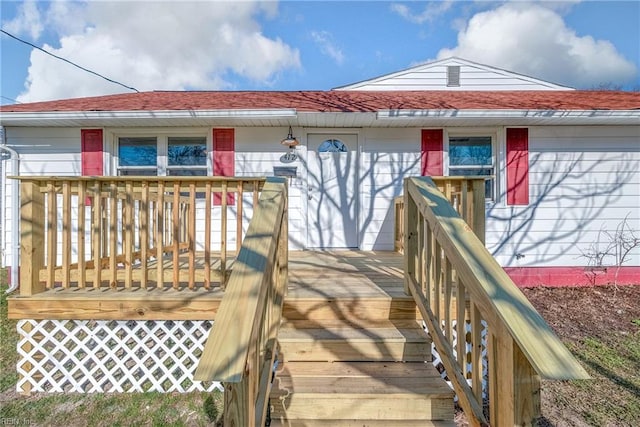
[307,134,358,248]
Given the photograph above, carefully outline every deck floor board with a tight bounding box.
[8,251,408,320]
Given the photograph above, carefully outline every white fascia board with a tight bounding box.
[0,109,298,126]
[376,109,640,122]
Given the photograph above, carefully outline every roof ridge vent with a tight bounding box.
[447,65,461,87]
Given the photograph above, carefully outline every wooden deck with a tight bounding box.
[8,251,412,321]
[285,250,418,323]
[10,250,447,424]
[289,250,405,297]
[10,176,589,425]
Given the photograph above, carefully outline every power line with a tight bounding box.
[1,96,21,104]
[1,29,139,93]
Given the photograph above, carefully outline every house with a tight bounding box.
[0,58,614,422]
[1,57,639,287]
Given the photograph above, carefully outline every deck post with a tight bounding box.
[280,184,288,297]
[20,180,45,296]
[403,179,418,296]
[224,378,254,427]
[513,342,541,426]
[471,178,485,244]
[488,324,541,426]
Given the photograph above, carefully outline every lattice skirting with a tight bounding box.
[17,319,222,393]
[429,319,489,399]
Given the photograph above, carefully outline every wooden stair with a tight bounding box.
[277,319,431,362]
[269,281,456,426]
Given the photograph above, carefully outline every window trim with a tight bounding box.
[108,128,211,177]
[444,128,498,201]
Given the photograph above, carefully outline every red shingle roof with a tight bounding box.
[1,90,639,113]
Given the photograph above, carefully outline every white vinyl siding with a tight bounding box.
[2,128,82,267]
[2,125,638,270]
[234,127,305,249]
[337,58,573,91]
[487,126,640,267]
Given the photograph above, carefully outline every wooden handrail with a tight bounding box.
[194,177,288,426]
[403,177,589,426]
[13,176,266,293]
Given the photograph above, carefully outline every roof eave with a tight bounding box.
[375,109,640,125]
[1,108,639,127]
[0,108,298,126]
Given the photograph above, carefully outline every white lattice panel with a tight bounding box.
[17,319,222,393]
[429,319,489,399]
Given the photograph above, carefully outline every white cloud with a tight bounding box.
[14,1,301,102]
[391,1,453,24]
[536,0,583,14]
[311,30,345,65]
[436,3,637,88]
[3,0,43,40]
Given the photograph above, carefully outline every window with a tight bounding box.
[117,135,207,176]
[448,136,494,199]
[318,139,348,153]
[167,137,207,176]
[118,137,158,175]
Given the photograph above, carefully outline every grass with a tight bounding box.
[564,331,640,426]
[543,331,640,426]
[0,271,224,426]
[0,270,19,392]
[536,311,640,425]
[1,391,225,426]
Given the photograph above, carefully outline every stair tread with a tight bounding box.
[282,319,423,328]
[279,319,427,342]
[285,288,412,299]
[282,297,419,322]
[272,362,453,397]
[276,361,441,378]
[270,384,454,421]
[269,420,457,427]
[271,376,453,396]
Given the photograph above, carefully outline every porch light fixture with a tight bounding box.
[280,126,299,163]
[280,126,300,148]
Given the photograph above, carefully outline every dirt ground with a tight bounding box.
[522,284,640,427]
[522,284,640,346]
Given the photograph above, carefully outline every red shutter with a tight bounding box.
[81,129,103,175]
[506,128,529,205]
[213,128,235,205]
[421,129,443,176]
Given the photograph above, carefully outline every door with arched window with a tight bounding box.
[307,134,358,248]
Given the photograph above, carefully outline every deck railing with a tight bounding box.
[195,177,288,426]
[394,176,487,252]
[402,177,589,426]
[15,176,265,295]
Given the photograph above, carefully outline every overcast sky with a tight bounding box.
[1,0,638,104]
